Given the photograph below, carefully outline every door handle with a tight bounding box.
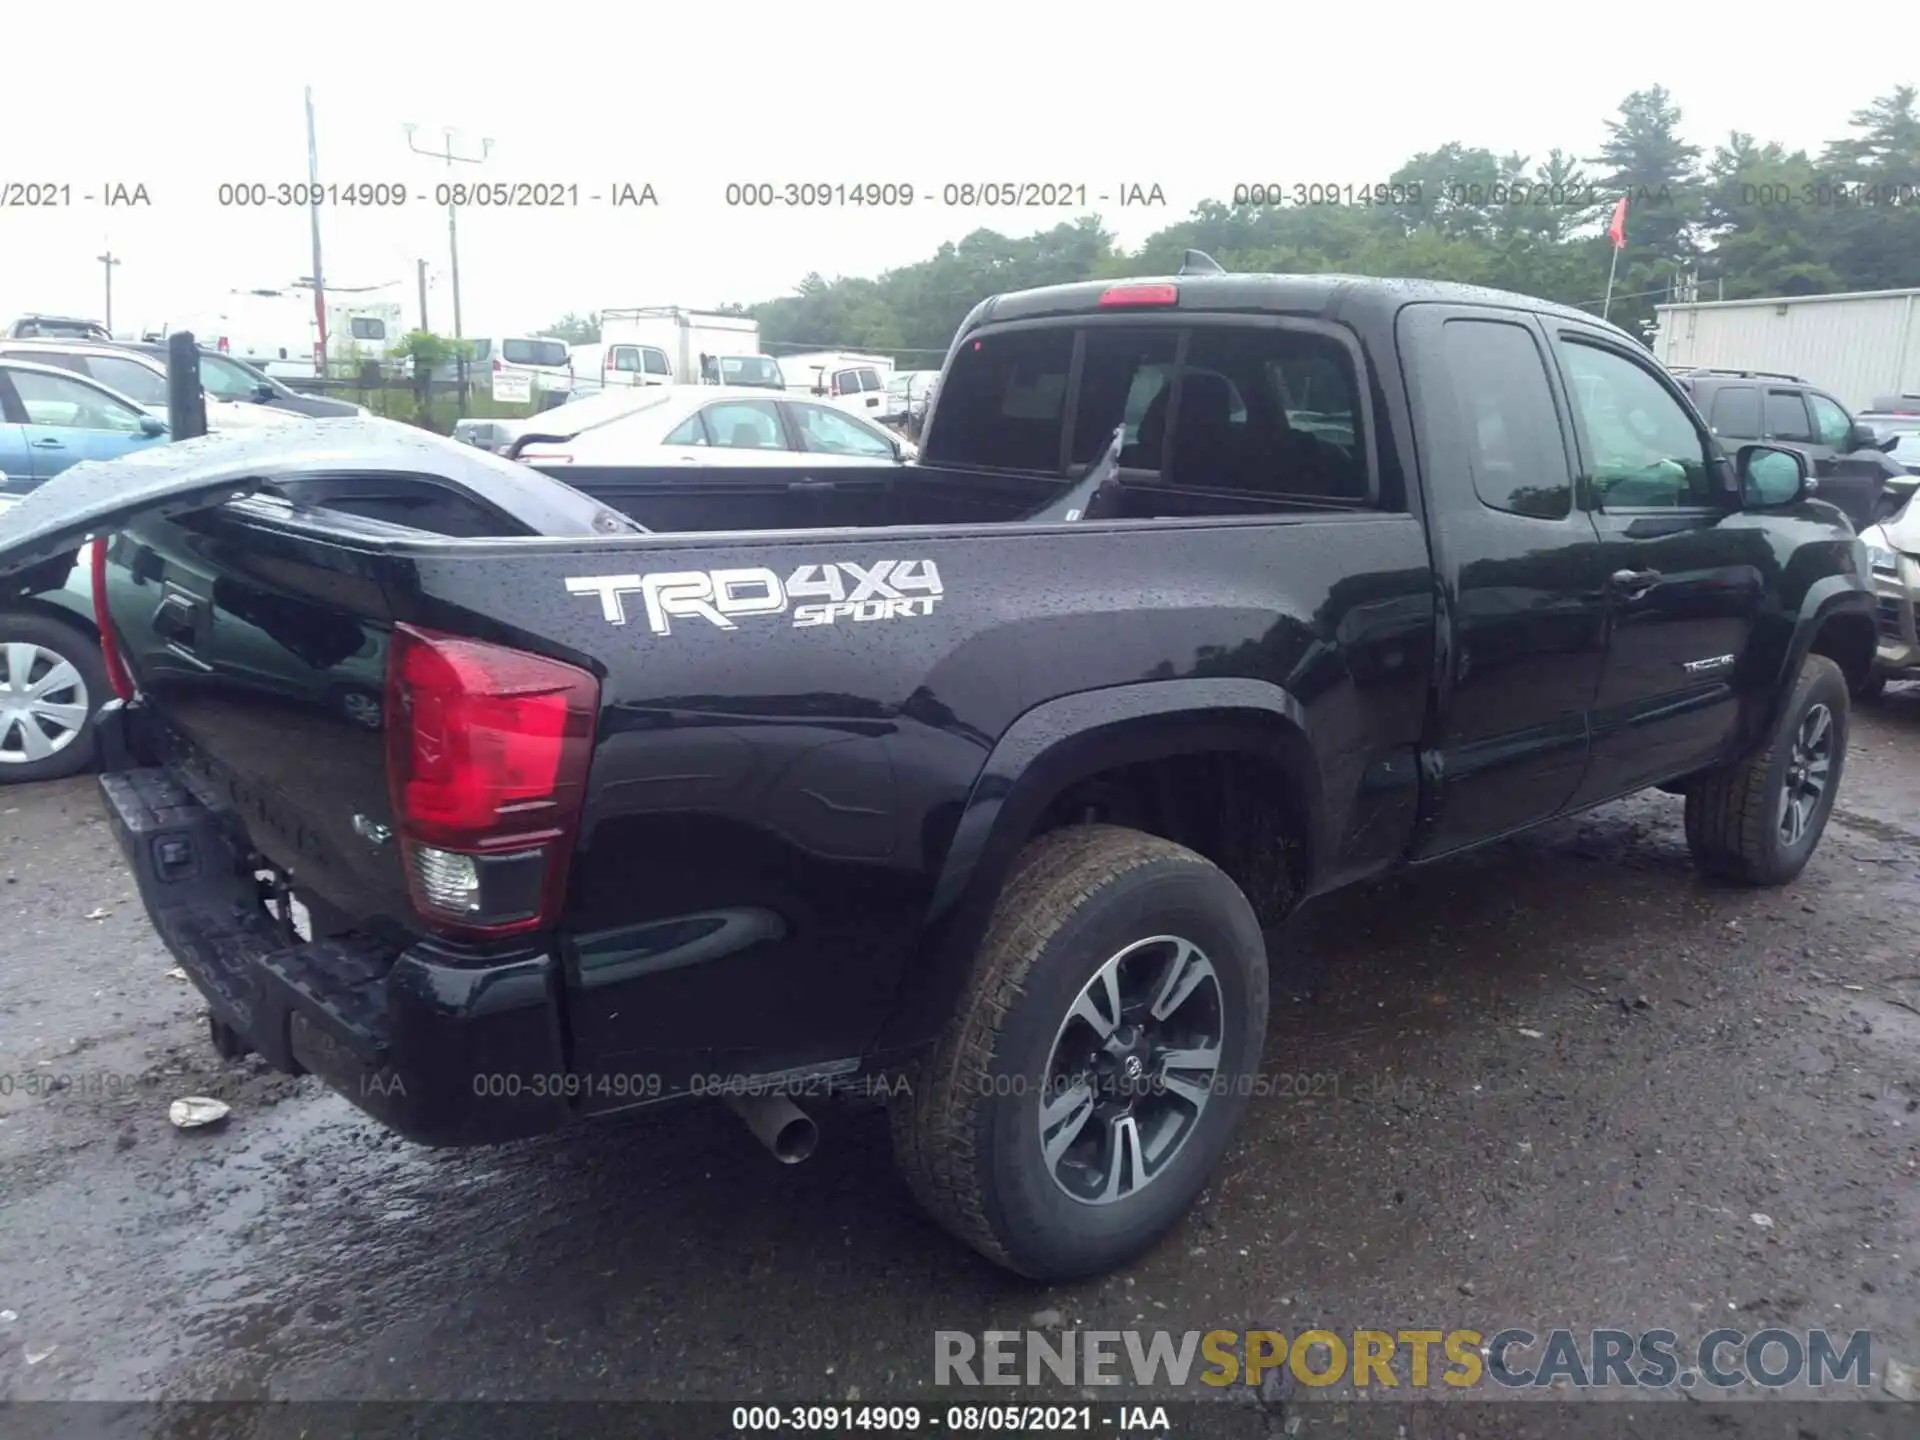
[1610,568,1663,597]
[31,438,64,448]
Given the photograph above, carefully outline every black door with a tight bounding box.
[1551,328,1770,805]
[1400,307,1608,857]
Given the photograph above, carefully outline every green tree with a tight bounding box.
[540,312,600,344]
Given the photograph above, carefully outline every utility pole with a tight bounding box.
[305,87,328,377]
[404,124,491,410]
[95,251,121,333]
[416,259,430,332]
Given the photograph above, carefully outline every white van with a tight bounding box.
[568,340,674,392]
[777,351,894,419]
[470,336,574,402]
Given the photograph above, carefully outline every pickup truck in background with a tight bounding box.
[0,260,1878,1281]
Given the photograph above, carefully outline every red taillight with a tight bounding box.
[493,357,503,373]
[216,336,229,352]
[1098,283,1178,308]
[89,538,135,701]
[384,624,599,937]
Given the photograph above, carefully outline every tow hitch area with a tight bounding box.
[97,764,576,1146]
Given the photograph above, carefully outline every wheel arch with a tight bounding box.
[874,677,1319,1056]
[1733,578,1873,753]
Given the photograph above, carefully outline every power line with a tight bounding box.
[404,124,491,405]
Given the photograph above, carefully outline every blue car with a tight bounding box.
[1,358,169,782]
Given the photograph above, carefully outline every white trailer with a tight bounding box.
[1652,288,1920,412]
[596,307,765,386]
[146,289,404,378]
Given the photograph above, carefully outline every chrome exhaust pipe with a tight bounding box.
[726,1092,819,1164]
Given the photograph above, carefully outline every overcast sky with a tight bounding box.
[3,0,1910,343]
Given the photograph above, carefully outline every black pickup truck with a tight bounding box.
[0,262,1878,1282]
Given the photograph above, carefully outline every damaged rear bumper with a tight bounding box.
[95,703,573,1147]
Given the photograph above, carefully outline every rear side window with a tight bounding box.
[922,327,1073,472]
[1708,386,1761,439]
[1440,319,1572,520]
[1765,389,1814,442]
[85,355,168,406]
[612,347,642,373]
[504,338,568,368]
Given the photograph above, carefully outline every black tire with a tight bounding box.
[1685,654,1848,886]
[890,824,1269,1281]
[0,610,108,785]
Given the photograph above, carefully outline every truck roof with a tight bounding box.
[964,271,1631,343]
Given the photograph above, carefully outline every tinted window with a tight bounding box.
[921,326,1073,472]
[84,355,168,406]
[719,355,784,388]
[349,316,386,341]
[1807,393,1852,448]
[504,338,568,368]
[642,349,671,375]
[3,349,87,375]
[792,402,894,457]
[1169,326,1365,499]
[1440,319,1571,519]
[1708,386,1762,439]
[1556,339,1713,508]
[1070,327,1178,469]
[701,399,784,449]
[1765,389,1814,442]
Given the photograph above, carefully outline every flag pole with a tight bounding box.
[1602,243,1621,321]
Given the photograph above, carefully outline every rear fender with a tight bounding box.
[872,677,1316,1056]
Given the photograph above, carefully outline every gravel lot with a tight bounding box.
[3,691,1918,1436]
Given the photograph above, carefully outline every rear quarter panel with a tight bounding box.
[400,515,1433,1094]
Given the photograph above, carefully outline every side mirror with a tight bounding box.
[1736,443,1811,507]
[254,383,276,402]
[1843,422,1880,452]
[1880,433,1902,453]
[139,415,168,436]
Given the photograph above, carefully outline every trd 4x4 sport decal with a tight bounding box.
[565,559,943,636]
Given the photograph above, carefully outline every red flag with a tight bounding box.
[1607,195,1629,251]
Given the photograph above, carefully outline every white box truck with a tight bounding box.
[589,307,776,389]
[1653,287,1920,412]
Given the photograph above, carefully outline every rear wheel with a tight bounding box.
[1685,655,1848,885]
[0,613,107,785]
[890,824,1269,1280]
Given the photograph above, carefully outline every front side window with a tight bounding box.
[791,402,894,457]
[84,356,169,406]
[10,367,145,430]
[1441,319,1572,520]
[197,354,264,400]
[1556,338,1713,508]
[1807,393,1853,448]
[642,348,671,376]
[700,399,784,450]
